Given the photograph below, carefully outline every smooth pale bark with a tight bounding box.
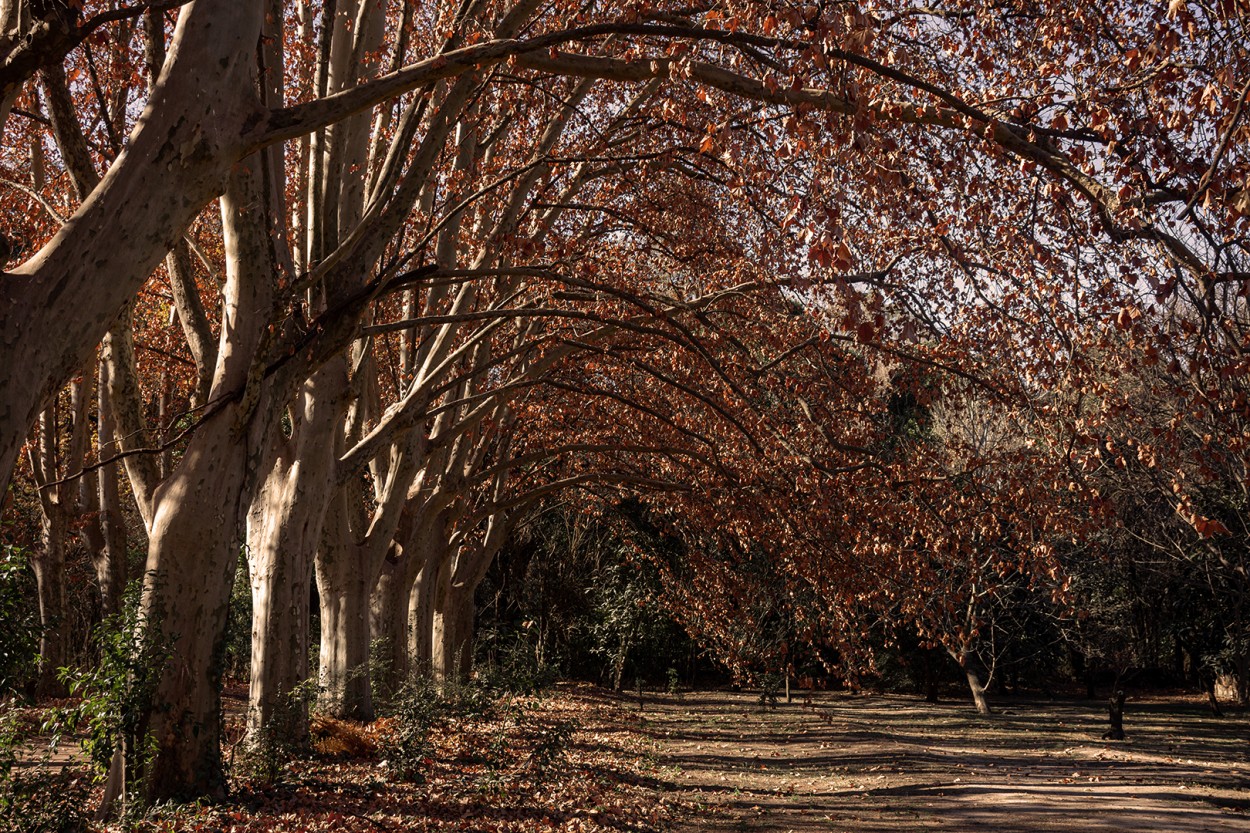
[408,548,440,676]
[140,413,259,799]
[244,363,343,748]
[0,0,264,496]
[316,387,429,717]
[315,486,377,720]
[166,243,218,406]
[435,508,511,684]
[100,314,160,531]
[369,541,411,697]
[91,359,129,617]
[370,500,455,691]
[66,354,134,622]
[27,376,93,696]
[139,158,275,802]
[427,544,458,685]
[315,458,425,717]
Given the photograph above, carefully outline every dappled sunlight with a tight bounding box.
[645,691,1250,832]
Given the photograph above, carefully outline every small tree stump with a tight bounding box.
[1102,690,1126,740]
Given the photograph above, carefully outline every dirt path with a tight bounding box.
[639,690,1250,832]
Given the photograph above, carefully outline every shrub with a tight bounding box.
[525,718,576,780]
[377,675,500,783]
[0,708,92,833]
[0,767,92,833]
[0,547,39,698]
[55,579,172,811]
[377,676,441,783]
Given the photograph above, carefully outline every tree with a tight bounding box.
[2,0,1248,804]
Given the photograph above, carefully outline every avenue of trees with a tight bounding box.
[0,0,1247,810]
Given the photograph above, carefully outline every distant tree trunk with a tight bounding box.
[92,359,129,618]
[612,632,629,692]
[1204,676,1224,718]
[31,503,68,696]
[433,606,467,684]
[315,499,376,721]
[965,665,992,715]
[370,544,410,698]
[28,394,79,698]
[1235,651,1249,707]
[434,586,475,685]
[315,359,426,718]
[949,647,992,715]
[423,541,456,686]
[436,504,511,687]
[408,553,439,676]
[1102,690,1126,740]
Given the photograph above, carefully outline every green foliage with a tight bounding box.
[0,710,14,780]
[0,767,92,833]
[526,717,576,778]
[379,674,497,784]
[56,579,172,806]
[0,708,92,833]
[235,727,295,787]
[221,559,253,681]
[665,666,681,694]
[378,675,442,784]
[757,671,784,709]
[477,503,696,690]
[476,640,558,695]
[235,675,320,786]
[0,546,39,698]
[474,698,577,795]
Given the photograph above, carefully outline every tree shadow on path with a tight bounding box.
[642,690,1250,833]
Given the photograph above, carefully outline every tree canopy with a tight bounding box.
[0,0,1247,805]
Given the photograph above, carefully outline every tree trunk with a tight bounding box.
[964,664,992,716]
[369,544,411,699]
[316,563,374,720]
[949,648,992,715]
[31,507,68,697]
[246,506,314,747]
[1103,690,1127,740]
[138,156,277,803]
[390,507,453,683]
[1205,676,1224,718]
[1236,650,1249,707]
[437,507,511,687]
[434,586,475,685]
[431,608,456,684]
[140,414,256,801]
[244,366,341,750]
[408,556,437,677]
[316,492,376,721]
[92,358,129,618]
[612,633,628,692]
[426,546,457,686]
[28,374,92,698]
